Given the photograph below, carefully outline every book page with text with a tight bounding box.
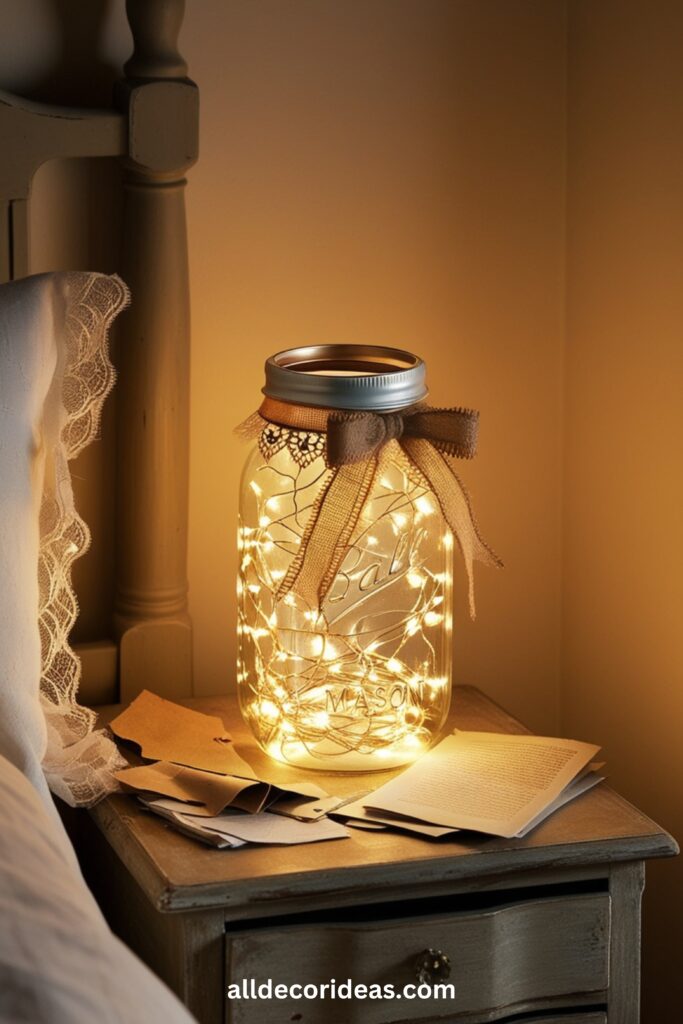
[364,731,601,838]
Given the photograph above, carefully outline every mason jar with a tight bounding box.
[237,345,454,771]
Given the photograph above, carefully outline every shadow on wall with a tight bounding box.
[0,0,131,643]
[0,0,119,105]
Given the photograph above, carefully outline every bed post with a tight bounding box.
[115,0,198,701]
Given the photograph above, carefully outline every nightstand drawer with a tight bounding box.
[225,891,610,1024]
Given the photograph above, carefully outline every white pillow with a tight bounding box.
[0,752,195,1023]
[0,272,128,810]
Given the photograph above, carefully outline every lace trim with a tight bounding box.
[39,273,130,807]
[258,422,326,468]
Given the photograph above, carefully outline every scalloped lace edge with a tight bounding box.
[39,272,130,807]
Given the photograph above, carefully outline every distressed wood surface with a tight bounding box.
[0,200,9,281]
[225,892,610,1024]
[114,0,198,703]
[606,861,645,1024]
[91,686,677,916]
[493,1016,606,1024]
[0,89,125,202]
[0,91,125,284]
[80,686,678,1024]
[0,0,197,702]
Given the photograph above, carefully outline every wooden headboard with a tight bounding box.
[0,0,198,705]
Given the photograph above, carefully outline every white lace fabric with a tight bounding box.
[39,272,130,807]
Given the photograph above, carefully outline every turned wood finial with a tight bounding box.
[124,0,188,80]
[116,0,197,699]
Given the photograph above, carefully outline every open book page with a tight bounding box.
[364,731,601,838]
[515,769,605,837]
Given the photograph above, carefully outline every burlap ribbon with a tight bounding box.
[239,397,502,618]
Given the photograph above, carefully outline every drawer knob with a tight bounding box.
[414,948,451,985]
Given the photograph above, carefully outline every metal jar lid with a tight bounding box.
[263,344,427,411]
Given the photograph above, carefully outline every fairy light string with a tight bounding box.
[238,427,453,770]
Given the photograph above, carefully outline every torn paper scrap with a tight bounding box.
[141,800,244,848]
[109,690,256,777]
[143,798,348,846]
[268,793,350,821]
[116,762,267,816]
[116,760,329,817]
[185,810,349,846]
[333,799,458,838]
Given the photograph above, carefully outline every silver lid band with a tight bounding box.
[263,344,428,412]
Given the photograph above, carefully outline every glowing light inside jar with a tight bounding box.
[237,447,453,770]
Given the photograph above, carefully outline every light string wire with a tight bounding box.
[237,429,453,768]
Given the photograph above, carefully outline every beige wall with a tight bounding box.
[182,0,566,733]
[4,1,567,734]
[564,1,683,1017]
[3,0,682,1014]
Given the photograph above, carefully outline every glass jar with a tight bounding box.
[237,346,453,771]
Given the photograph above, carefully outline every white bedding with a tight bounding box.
[0,272,196,1021]
[0,752,195,1023]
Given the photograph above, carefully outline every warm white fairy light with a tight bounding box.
[403,706,424,726]
[310,710,330,728]
[310,634,324,657]
[424,610,444,627]
[257,699,280,721]
[321,640,340,661]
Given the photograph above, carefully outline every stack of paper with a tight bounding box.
[332,731,605,839]
[138,798,349,848]
[110,694,604,846]
[109,691,349,849]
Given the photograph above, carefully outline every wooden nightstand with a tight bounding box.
[73,687,677,1024]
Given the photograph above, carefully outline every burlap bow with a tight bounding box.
[237,397,501,617]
